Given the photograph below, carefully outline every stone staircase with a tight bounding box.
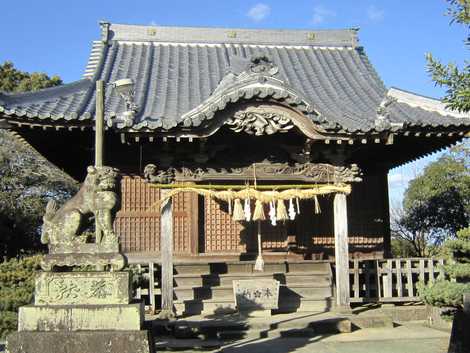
[152,311,353,350]
[166,260,334,316]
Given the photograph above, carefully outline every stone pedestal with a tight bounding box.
[7,331,153,353]
[7,271,154,353]
[18,303,144,331]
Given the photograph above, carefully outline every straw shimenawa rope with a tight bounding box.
[149,184,351,210]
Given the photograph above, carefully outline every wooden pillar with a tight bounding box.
[334,192,351,312]
[95,80,104,167]
[158,190,175,319]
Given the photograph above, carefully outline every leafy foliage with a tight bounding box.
[0,311,17,340]
[419,280,470,307]
[391,237,419,257]
[404,153,470,236]
[426,0,470,112]
[0,63,78,258]
[420,227,470,309]
[0,256,42,338]
[0,131,78,258]
[443,263,470,278]
[391,145,470,257]
[446,0,470,33]
[0,61,62,93]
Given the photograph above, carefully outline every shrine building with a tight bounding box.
[1,22,469,314]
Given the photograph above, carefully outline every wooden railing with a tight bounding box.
[131,258,447,313]
[133,263,159,314]
[349,258,446,303]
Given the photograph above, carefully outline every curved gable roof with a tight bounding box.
[0,22,469,135]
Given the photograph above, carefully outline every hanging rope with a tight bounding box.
[149,183,351,208]
[254,220,264,271]
[149,183,350,191]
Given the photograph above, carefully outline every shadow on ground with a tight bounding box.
[150,304,347,352]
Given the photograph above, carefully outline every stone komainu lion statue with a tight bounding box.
[41,166,120,246]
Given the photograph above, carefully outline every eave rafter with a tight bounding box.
[0,118,93,132]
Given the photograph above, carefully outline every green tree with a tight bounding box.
[0,256,41,338]
[0,62,77,258]
[0,61,62,93]
[420,227,470,309]
[427,0,470,112]
[0,131,78,258]
[391,237,419,258]
[391,144,470,257]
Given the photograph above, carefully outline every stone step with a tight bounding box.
[151,318,249,342]
[173,261,331,275]
[308,317,352,333]
[350,314,394,329]
[279,285,333,299]
[174,299,237,316]
[287,262,332,273]
[173,273,332,287]
[274,298,334,314]
[154,337,222,350]
[255,319,349,339]
[152,312,354,345]
[174,297,333,316]
[270,327,317,338]
[216,330,248,340]
[173,284,332,301]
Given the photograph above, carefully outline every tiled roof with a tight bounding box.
[0,80,94,121]
[0,22,469,134]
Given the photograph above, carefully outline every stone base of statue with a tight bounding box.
[7,331,153,353]
[41,243,126,271]
[6,271,154,353]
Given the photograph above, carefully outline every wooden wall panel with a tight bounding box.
[172,192,197,254]
[259,221,288,250]
[296,197,334,249]
[115,176,195,254]
[204,198,246,253]
[294,172,388,258]
[115,176,161,253]
[348,172,388,251]
[203,198,288,253]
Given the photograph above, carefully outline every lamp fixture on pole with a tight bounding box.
[108,78,138,128]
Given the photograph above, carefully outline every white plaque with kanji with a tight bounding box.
[233,279,280,310]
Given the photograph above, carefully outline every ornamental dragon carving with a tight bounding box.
[143,162,362,183]
[226,108,295,136]
[41,166,120,247]
[143,164,176,184]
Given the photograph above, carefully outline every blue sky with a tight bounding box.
[0,0,467,204]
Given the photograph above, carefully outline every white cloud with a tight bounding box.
[247,3,271,22]
[367,5,384,22]
[312,5,336,25]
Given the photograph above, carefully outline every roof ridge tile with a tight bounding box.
[107,23,358,47]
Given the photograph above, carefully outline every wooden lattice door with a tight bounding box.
[114,176,198,254]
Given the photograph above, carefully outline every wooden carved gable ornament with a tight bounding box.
[226,107,294,136]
